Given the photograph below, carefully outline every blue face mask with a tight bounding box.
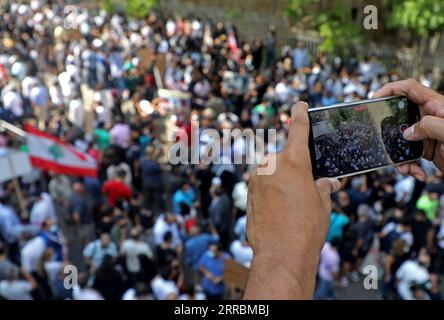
[49,225,58,234]
[207,250,215,258]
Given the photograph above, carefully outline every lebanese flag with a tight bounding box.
[25,124,97,177]
[227,27,239,61]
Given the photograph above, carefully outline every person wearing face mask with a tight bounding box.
[198,243,230,300]
[20,219,63,274]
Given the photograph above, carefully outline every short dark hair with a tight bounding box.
[117,169,127,178]
[163,231,173,243]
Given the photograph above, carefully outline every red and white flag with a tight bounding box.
[227,27,239,61]
[25,124,97,177]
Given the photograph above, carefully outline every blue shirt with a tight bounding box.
[198,250,230,296]
[82,239,118,268]
[172,189,195,214]
[327,212,350,242]
[184,233,220,269]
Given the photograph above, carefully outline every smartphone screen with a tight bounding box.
[308,96,423,179]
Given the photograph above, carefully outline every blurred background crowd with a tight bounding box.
[0,0,443,300]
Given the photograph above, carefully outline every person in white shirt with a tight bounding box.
[120,228,153,275]
[73,274,104,300]
[394,176,415,204]
[122,282,153,300]
[0,267,37,300]
[232,173,249,216]
[151,272,179,300]
[2,89,24,117]
[396,249,431,300]
[30,192,57,227]
[314,240,340,300]
[153,213,182,248]
[68,98,84,128]
[21,236,47,273]
[229,239,253,267]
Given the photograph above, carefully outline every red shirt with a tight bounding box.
[102,179,132,206]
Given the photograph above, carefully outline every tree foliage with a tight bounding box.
[286,0,363,54]
[101,0,156,19]
[384,0,444,36]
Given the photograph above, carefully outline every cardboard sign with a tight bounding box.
[223,259,249,292]
[138,47,155,70]
[155,54,167,80]
[0,149,33,183]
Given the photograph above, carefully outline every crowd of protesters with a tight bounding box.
[314,120,388,177]
[0,0,443,300]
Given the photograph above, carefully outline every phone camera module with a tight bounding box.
[400,124,409,133]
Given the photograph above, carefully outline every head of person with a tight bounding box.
[189,225,200,237]
[337,191,350,207]
[210,185,222,199]
[411,283,428,300]
[134,281,151,299]
[100,233,111,248]
[165,212,176,225]
[242,172,250,183]
[208,243,221,258]
[417,248,431,268]
[399,217,412,232]
[116,168,127,181]
[72,181,85,195]
[357,204,371,221]
[163,231,173,245]
[414,209,427,221]
[329,237,341,249]
[130,227,141,241]
[181,181,191,192]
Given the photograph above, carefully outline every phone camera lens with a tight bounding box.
[400,124,409,133]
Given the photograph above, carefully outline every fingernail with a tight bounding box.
[291,101,308,119]
[403,125,415,139]
[328,178,341,193]
[414,174,425,182]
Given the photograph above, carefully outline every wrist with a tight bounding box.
[245,249,320,300]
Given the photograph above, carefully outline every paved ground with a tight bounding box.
[335,278,382,300]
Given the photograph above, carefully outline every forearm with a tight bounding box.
[243,251,320,300]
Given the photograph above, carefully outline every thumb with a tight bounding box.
[403,116,444,142]
[315,178,341,209]
[287,101,310,146]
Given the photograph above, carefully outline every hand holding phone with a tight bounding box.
[374,79,444,180]
[308,96,423,179]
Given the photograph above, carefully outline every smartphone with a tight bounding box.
[308,96,423,179]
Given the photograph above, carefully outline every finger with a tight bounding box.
[315,178,341,209]
[397,163,426,182]
[285,101,310,161]
[397,164,409,175]
[409,164,427,182]
[403,116,444,142]
[423,139,436,161]
[373,79,436,105]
